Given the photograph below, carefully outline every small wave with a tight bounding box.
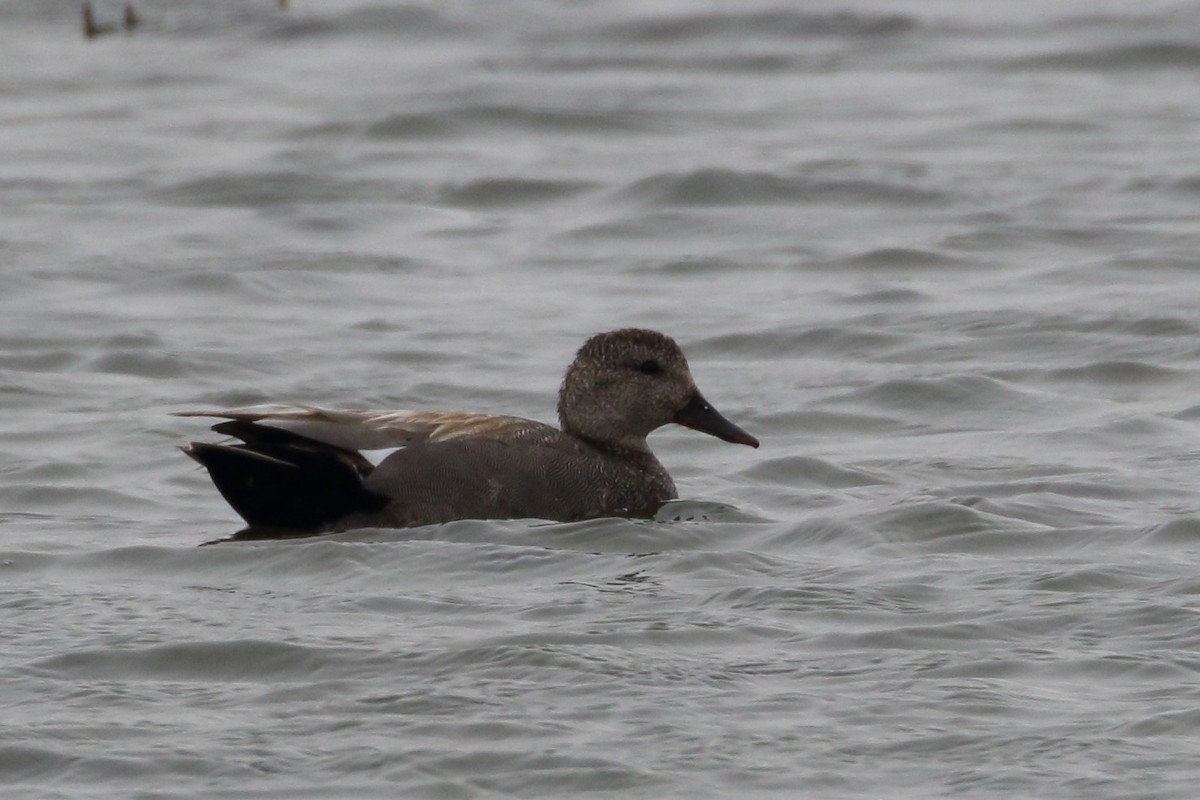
[1,484,144,513]
[701,584,862,615]
[438,178,598,209]
[962,503,1126,545]
[964,311,1197,342]
[153,171,369,208]
[138,268,258,296]
[1048,360,1181,385]
[1174,405,1200,421]
[1104,252,1200,271]
[283,5,454,39]
[1117,707,1200,737]
[653,499,769,524]
[863,500,1052,552]
[741,456,890,489]
[270,513,770,555]
[943,224,1117,252]
[748,516,877,550]
[399,747,657,796]
[514,515,755,554]
[0,746,77,783]
[1028,565,1156,593]
[1117,316,1198,337]
[360,103,662,140]
[603,10,917,42]
[28,640,384,683]
[0,348,81,371]
[89,351,190,379]
[452,105,657,134]
[838,287,930,304]
[522,51,800,73]
[1138,518,1200,548]
[833,374,1031,416]
[822,247,970,269]
[1164,175,1200,194]
[623,168,948,207]
[968,117,1104,134]
[1013,42,1200,71]
[364,112,457,140]
[648,256,745,276]
[126,4,455,41]
[750,409,902,435]
[1122,174,1200,198]
[695,326,906,358]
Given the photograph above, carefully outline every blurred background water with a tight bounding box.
[3,0,1200,797]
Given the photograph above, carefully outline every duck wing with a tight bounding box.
[174,405,558,452]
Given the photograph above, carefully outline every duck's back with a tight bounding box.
[364,432,677,527]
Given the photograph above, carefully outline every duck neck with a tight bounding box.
[565,426,653,458]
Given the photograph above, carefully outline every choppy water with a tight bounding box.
[4,0,1200,797]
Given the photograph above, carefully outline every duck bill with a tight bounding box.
[673,391,759,448]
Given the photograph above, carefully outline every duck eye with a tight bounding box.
[637,359,661,375]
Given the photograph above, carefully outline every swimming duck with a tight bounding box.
[178,328,758,538]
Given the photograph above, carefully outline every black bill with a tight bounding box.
[673,391,759,448]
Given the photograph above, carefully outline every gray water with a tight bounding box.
[4,0,1200,797]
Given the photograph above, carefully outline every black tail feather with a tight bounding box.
[185,421,387,532]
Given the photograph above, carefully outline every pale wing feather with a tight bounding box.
[174,405,555,450]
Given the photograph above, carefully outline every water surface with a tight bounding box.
[3,1,1200,797]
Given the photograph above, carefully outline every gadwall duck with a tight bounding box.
[178,328,758,539]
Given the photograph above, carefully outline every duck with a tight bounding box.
[177,328,758,539]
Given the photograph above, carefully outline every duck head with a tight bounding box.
[557,328,759,452]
